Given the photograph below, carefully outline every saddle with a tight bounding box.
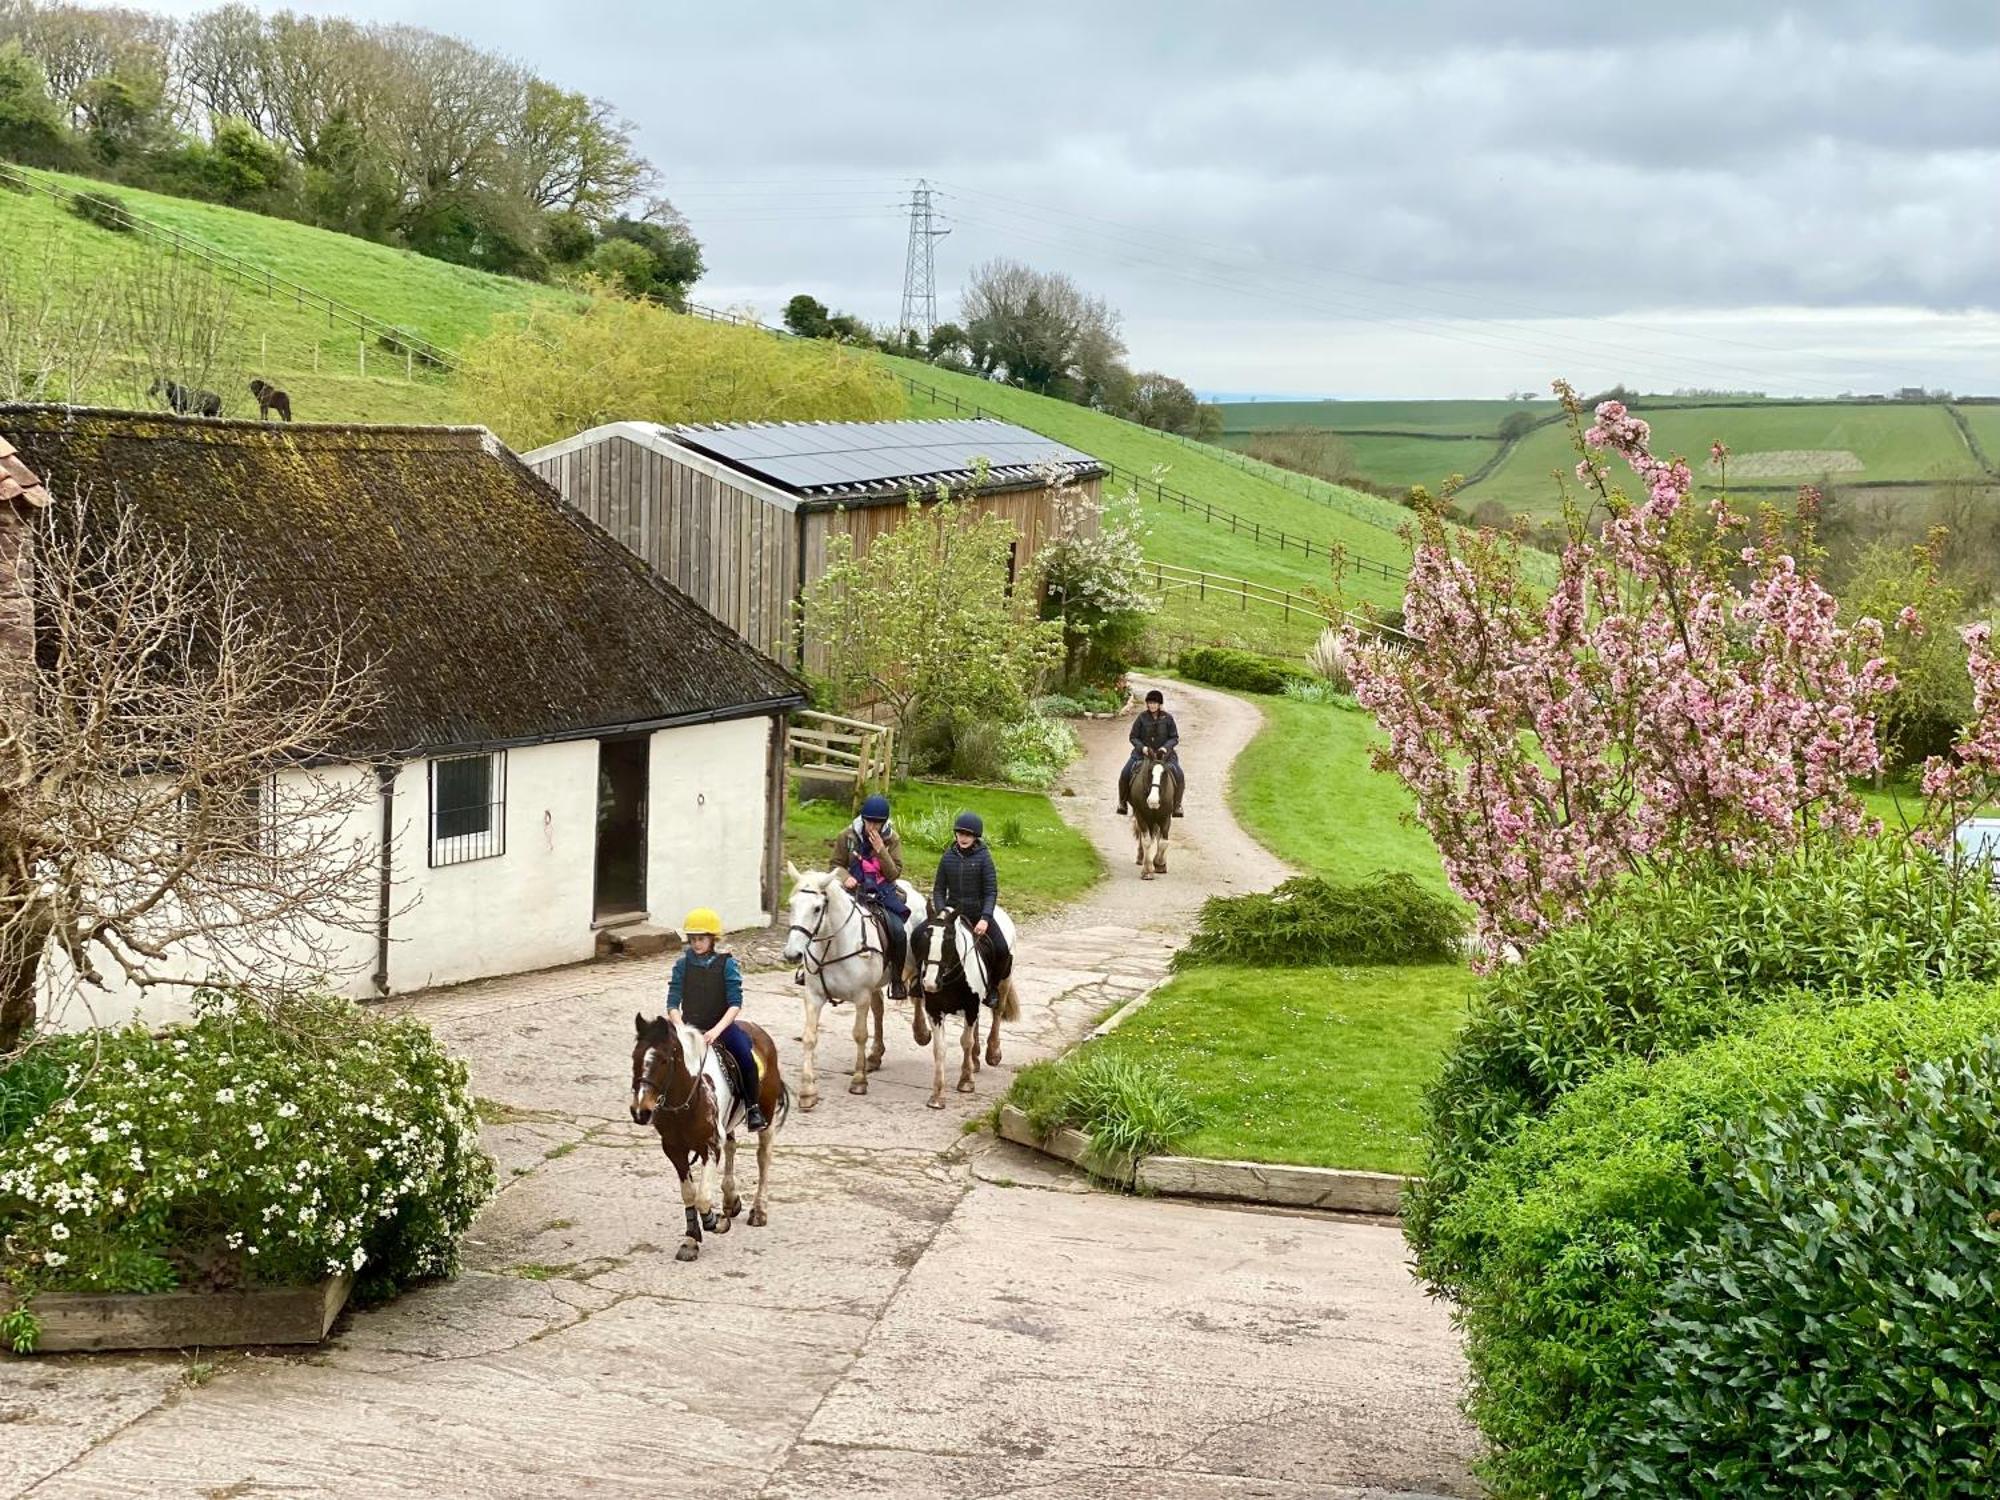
[707,1042,755,1113]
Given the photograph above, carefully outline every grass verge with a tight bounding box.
[785,779,1101,916]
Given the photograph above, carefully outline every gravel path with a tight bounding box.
[2,681,1477,1500]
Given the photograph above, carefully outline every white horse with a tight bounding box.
[780,865,927,1110]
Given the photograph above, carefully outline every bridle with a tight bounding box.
[635,1033,705,1118]
[789,881,884,978]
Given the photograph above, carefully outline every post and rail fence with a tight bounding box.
[787,709,894,807]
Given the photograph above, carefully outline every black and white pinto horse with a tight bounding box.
[1126,756,1175,878]
[912,907,1020,1109]
[780,866,927,1109]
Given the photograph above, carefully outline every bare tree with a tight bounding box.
[0,233,128,403]
[0,491,384,1051]
[172,1,271,132]
[960,258,1126,396]
[118,249,239,405]
[376,26,520,199]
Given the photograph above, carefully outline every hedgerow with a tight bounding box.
[1173,873,1465,969]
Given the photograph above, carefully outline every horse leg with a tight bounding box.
[912,988,932,1046]
[799,994,822,1111]
[928,1010,947,1109]
[848,991,870,1095]
[986,1006,1004,1067]
[1140,826,1156,880]
[696,1153,717,1233]
[867,990,886,1071]
[675,1167,702,1262]
[1154,824,1168,873]
[718,1134,740,1228]
[956,1013,977,1093]
[747,1125,772,1227]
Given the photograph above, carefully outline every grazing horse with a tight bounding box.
[781,865,927,1109]
[248,378,292,422]
[148,377,222,417]
[1125,757,1175,878]
[912,907,1020,1109]
[630,1012,788,1262]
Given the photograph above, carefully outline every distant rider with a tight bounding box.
[831,793,910,1000]
[1118,688,1184,817]
[666,907,767,1132]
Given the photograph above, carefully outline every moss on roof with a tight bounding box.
[1,406,805,759]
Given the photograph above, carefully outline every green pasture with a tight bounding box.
[1218,430,1500,494]
[1215,397,1557,436]
[784,779,1101,917]
[1955,404,2000,471]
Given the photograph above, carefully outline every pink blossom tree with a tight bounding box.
[1343,384,1898,957]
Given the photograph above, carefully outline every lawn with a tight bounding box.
[785,779,1101,916]
[1059,962,1474,1174]
[1226,691,1449,889]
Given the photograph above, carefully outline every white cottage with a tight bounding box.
[1,407,807,1029]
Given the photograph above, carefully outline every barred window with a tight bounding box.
[429,752,506,867]
[181,779,271,858]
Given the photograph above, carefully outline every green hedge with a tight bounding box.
[0,994,493,1347]
[1602,1042,2000,1497]
[1405,841,2000,1262]
[1176,646,1310,695]
[1429,987,2000,1499]
[1174,873,1466,969]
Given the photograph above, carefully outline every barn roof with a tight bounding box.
[0,406,806,761]
[524,418,1105,507]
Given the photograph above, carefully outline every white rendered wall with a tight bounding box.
[383,738,598,993]
[645,716,773,935]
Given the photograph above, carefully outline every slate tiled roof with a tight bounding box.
[0,407,806,760]
[665,418,1105,501]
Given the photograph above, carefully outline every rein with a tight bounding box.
[639,1037,707,1117]
[790,884,886,977]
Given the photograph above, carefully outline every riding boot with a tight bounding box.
[744,1062,769,1131]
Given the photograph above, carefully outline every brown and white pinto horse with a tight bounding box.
[630,1013,789,1262]
[1125,757,1174,878]
[911,909,1019,1109]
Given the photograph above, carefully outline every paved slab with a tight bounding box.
[1,678,1477,1497]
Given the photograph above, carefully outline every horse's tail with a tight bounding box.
[996,976,1020,1023]
[775,1076,793,1130]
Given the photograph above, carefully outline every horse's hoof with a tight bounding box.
[747,1208,767,1227]
[1140,868,1153,881]
[866,1053,884,1073]
[927,1095,945,1110]
[1154,859,1167,873]
[723,1197,742,1219]
[957,1078,976,1094]
[799,1093,819,1113]
[986,1041,1002,1066]
[714,1214,732,1235]
[675,1241,700,1263]
[849,1077,868,1095]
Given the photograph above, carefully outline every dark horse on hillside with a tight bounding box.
[148,377,222,417]
[1125,755,1176,878]
[912,908,1019,1109]
[630,1012,789,1261]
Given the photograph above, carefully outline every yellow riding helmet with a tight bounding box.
[681,907,723,938]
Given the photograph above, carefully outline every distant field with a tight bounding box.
[1957,405,2000,470]
[1216,398,1557,436]
[1223,430,1500,493]
[1462,401,1983,517]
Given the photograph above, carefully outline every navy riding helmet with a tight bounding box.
[860,794,891,821]
[1145,688,1164,704]
[953,810,983,838]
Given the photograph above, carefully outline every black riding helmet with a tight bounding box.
[953,810,983,839]
[1145,689,1164,705]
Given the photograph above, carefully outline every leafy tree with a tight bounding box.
[1125,371,1205,434]
[0,41,66,165]
[539,209,597,266]
[581,236,657,299]
[801,488,1063,765]
[167,114,294,205]
[601,209,703,308]
[925,321,968,363]
[75,68,168,166]
[783,293,830,339]
[961,257,1125,397]
[455,285,902,451]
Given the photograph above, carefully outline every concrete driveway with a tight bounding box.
[3,678,1478,1499]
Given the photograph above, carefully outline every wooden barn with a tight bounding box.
[522,419,1106,666]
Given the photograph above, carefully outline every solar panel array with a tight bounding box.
[666,419,1102,497]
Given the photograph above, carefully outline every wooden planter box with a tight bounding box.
[4,1270,352,1354]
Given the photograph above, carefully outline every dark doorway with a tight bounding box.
[594,737,649,919]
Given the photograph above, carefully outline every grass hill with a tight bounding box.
[1216,394,2000,524]
[3,165,1426,646]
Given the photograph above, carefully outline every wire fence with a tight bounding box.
[0,162,460,372]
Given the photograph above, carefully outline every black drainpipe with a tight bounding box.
[372,762,396,995]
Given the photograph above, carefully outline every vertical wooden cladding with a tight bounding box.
[529,437,1102,675]
[528,436,800,664]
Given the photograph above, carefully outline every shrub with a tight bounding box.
[0,992,493,1338]
[1279,677,1358,709]
[1406,840,2000,1263]
[1175,873,1466,970]
[67,190,132,232]
[1427,987,2000,1498]
[998,709,1079,788]
[0,1047,65,1145]
[1177,646,1309,695]
[1599,1041,2000,1498]
[1009,1050,1203,1167]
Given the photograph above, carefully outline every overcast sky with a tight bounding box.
[158,1,2000,398]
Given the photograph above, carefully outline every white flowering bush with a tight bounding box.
[999,709,1082,788]
[0,992,492,1339]
[1035,476,1158,685]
